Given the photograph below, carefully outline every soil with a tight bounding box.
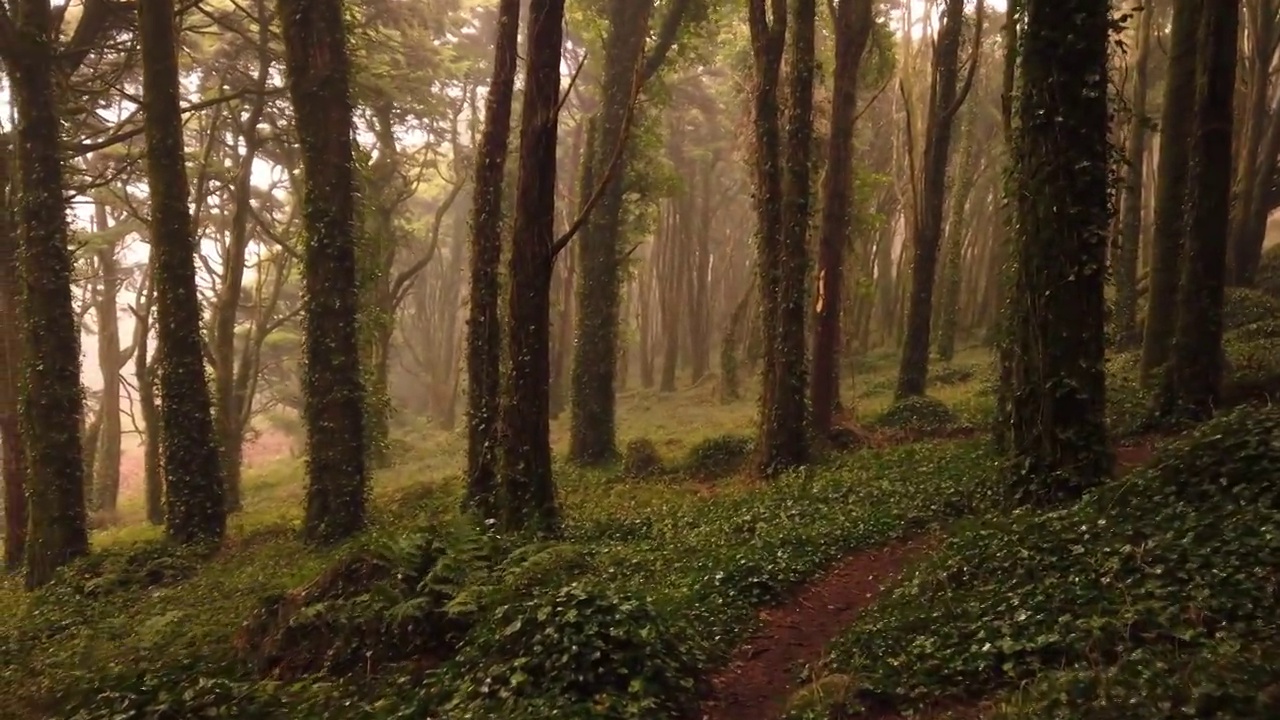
[699,536,934,720]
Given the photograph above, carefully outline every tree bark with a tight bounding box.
[1006,0,1112,506]
[1112,0,1154,350]
[90,203,123,514]
[1155,0,1238,422]
[463,0,519,521]
[811,0,874,436]
[139,0,228,544]
[499,0,565,535]
[5,0,90,588]
[0,135,28,571]
[278,0,369,544]
[1139,0,1202,384]
[895,0,980,398]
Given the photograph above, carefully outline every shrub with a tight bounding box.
[620,438,664,478]
[679,433,754,478]
[873,396,958,434]
[931,363,977,386]
[442,582,703,718]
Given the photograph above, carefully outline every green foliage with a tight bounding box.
[873,396,959,434]
[441,582,702,718]
[820,406,1280,717]
[782,673,860,719]
[621,438,665,478]
[931,362,977,386]
[678,433,755,478]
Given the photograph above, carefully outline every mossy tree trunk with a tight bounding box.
[463,0,520,522]
[749,0,815,476]
[499,0,566,535]
[1006,0,1112,506]
[0,134,28,571]
[1139,0,1201,385]
[992,0,1020,454]
[1154,0,1239,423]
[1112,0,1154,351]
[278,0,369,544]
[138,0,228,545]
[895,0,981,399]
[3,0,90,588]
[567,0,651,466]
[811,0,874,437]
[935,97,980,363]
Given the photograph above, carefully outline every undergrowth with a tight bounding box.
[801,405,1280,719]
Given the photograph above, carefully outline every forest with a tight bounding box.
[0,0,1277,717]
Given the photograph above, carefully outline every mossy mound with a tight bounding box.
[1223,286,1280,330]
[821,406,1280,718]
[872,396,959,435]
[678,433,755,479]
[620,438,664,478]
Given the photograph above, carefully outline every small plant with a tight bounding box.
[873,396,958,435]
[679,433,755,478]
[620,438,664,478]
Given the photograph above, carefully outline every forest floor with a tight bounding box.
[3,338,1279,720]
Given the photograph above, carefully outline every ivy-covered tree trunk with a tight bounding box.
[1006,0,1112,506]
[567,0,652,466]
[992,0,1020,454]
[811,0,874,437]
[1139,0,1201,385]
[278,0,369,543]
[0,134,28,571]
[463,0,520,521]
[895,0,979,399]
[4,0,90,588]
[1154,0,1238,423]
[499,0,565,535]
[138,0,228,545]
[1112,0,1154,351]
[749,0,815,476]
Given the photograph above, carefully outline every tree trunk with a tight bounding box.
[1007,0,1112,506]
[1139,0,1202,384]
[895,0,980,398]
[139,0,228,544]
[133,283,165,527]
[568,0,651,465]
[1155,0,1238,422]
[500,0,564,535]
[811,0,874,436]
[279,0,369,544]
[1113,0,1154,350]
[6,0,90,588]
[91,204,123,514]
[0,134,28,571]
[463,0,519,521]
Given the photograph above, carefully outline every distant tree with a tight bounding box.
[1005,0,1112,505]
[278,0,369,543]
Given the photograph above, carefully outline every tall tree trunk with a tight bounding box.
[1139,0,1202,384]
[133,282,165,527]
[935,102,978,363]
[1007,0,1112,506]
[278,0,369,543]
[463,0,519,520]
[500,0,564,535]
[139,0,228,544]
[91,203,123,514]
[0,135,28,571]
[568,0,651,465]
[687,157,714,385]
[895,0,982,398]
[1112,0,1154,350]
[1155,0,1239,422]
[811,0,874,436]
[5,0,90,588]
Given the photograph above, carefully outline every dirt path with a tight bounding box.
[700,536,933,720]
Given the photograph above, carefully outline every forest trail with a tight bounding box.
[699,437,1162,720]
[699,536,933,720]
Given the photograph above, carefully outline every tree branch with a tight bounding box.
[639,0,694,84]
